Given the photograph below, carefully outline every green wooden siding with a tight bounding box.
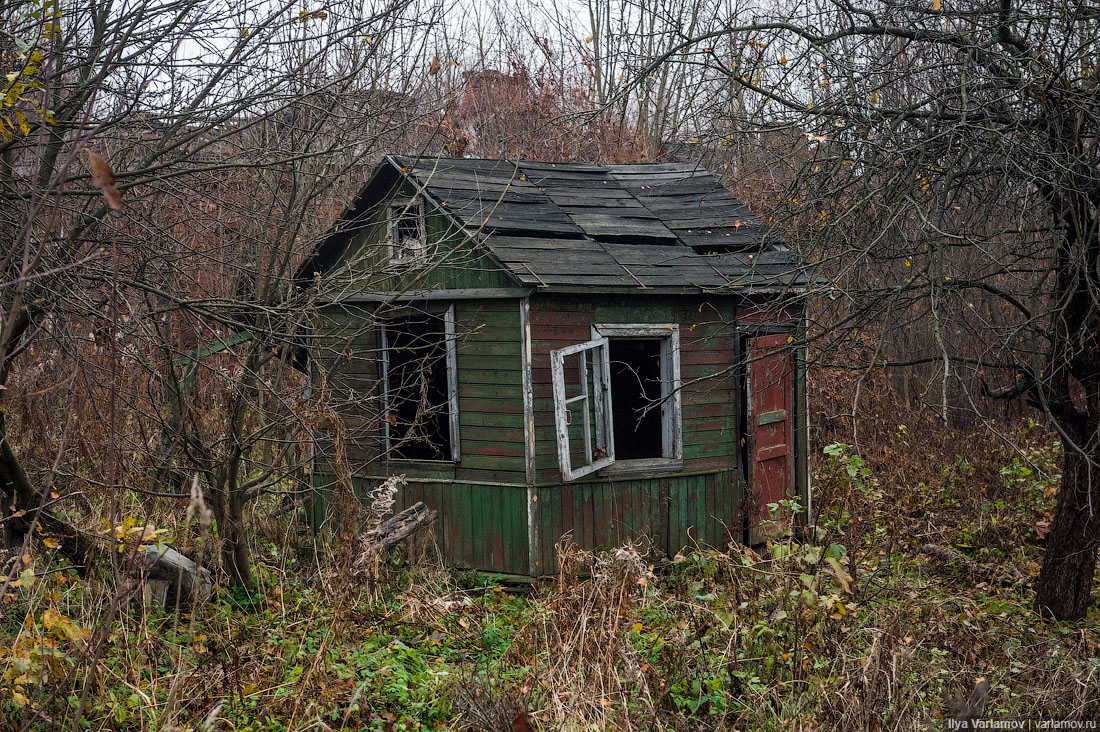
[309,291,805,578]
[453,300,526,481]
[327,180,517,293]
[309,298,531,575]
[533,469,744,574]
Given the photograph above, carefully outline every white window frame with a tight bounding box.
[387,197,427,264]
[549,336,615,480]
[380,303,460,462]
[550,324,683,482]
[593,323,683,464]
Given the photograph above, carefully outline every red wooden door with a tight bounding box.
[747,334,794,539]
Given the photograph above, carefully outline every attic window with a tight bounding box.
[389,198,427,263]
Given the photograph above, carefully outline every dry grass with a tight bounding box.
[2,413,1097,730]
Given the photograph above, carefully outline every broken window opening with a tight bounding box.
[551,324,682,481]
[382,309,457,460]
[608,339,664,460]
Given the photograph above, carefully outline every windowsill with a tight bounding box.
[599,457,683,479]
[386,458,458,466]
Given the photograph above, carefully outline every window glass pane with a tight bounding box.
[609,338,663,459]
[385,313,451,460]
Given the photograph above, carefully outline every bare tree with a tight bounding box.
[611,0,1100,619]
[0,0,448,589]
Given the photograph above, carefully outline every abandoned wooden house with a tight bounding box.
[299,155,810,578]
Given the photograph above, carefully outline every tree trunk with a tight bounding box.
[0,423,36,548]
[208,470,254,590]
[1033,440,1100,620]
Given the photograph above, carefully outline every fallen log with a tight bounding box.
[354,502,437,572]
[132,544,214,609]
[371,501,437,552]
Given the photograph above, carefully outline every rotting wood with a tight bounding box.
[132,544,214,608]
[366,501,438,553]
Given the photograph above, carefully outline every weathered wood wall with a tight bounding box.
[528,295,741,481]
[312,293,802,577]
[311,298,532,575]
[525,295,746,573]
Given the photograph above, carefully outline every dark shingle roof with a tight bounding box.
[306,156,809,294]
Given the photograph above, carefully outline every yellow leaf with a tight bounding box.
[12,691,29,707]
[14,111,28,136]
[41,609,59,630]
[19,566,34,588]
[932,0,941,9]
[631,623,643,633]
[42,537,59,549]
[780,56,788,66]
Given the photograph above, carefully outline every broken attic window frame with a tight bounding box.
[592,323,682,468]
[388,197,427,264]
[549,336,615,481]
[379,303,460,462]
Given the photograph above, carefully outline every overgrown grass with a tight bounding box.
[2,428,1098,730]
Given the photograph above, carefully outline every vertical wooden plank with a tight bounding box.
[604,479,617,547]
[561,482,575,549]
[439,479,453,559]
[538,486,554,575]
[447,483,465,567]
[679,477,692,553]
[592,480,607,549]
[642,479,653,546]
[467,483,481,569]
[622,478,637,543]
[492,485,506,573]
[579,483,594,551]
[699,474,712,548]
[612,480,625,545]
[508,487,529,575]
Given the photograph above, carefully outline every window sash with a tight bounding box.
[550,336,615,480]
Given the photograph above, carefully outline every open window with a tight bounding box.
[550,324,682,481]
[549,337,615,480]
[380,304,459,461]
[388,197,427,264]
